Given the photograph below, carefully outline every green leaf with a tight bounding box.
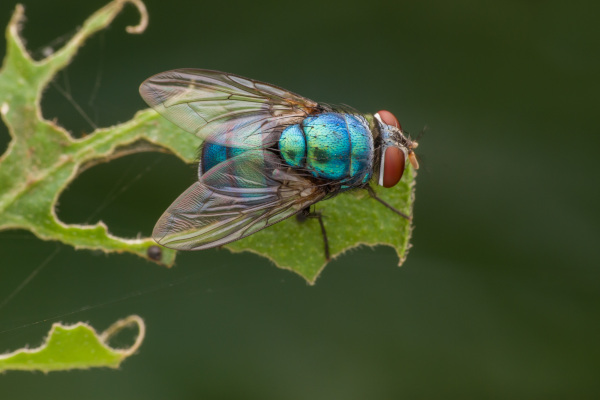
[228,169,415,283]
[0,315,145,372]
[0,0,416,284]
[0,1,199,267]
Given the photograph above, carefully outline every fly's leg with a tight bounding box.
[274,167,294,200]
[297,207,330,261]
[365,186,411,220]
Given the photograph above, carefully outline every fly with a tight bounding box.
[139,69,419,259]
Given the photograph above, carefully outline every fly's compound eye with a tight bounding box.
[379,146,406,188]
[376,110,401,130]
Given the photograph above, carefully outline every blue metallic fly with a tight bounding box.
[140,69,419,259]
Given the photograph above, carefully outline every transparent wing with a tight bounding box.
[153,150,326,250]
[140,69,320,149]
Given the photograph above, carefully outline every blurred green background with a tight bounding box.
[1,0,599,398]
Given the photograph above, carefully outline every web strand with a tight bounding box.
[0,245,61,312]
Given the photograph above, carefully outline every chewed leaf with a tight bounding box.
[0,0,416,284]
[0,1,199,267]
[227,167,415,283]
[0,315,145,373]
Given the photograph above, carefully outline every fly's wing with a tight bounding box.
[153,150,326,250]
[139,69,320,149]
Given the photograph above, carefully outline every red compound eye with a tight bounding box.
[381,146,406,188]
[377,110,401,130]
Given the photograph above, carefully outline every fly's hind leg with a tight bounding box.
[365,186,411,220]
[297,207,330,261]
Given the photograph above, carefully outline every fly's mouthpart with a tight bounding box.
[408,151,419,170]
[406,138,419,169]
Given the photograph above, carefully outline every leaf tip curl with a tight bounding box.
[0,315,145,373]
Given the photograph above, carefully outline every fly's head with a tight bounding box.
[374,110,419,188]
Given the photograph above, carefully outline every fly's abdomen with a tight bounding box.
[304,114,350,180]
[200,143,270,198]
[279,112,373,184]
[200,143,246,174]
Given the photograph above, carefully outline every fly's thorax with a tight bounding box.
[279,124,306,168]
[373,111,419,188]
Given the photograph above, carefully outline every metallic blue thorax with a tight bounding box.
[200,112,374,186]
[279,113,373,185]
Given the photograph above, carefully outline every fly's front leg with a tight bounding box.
[365,185,411,220]
[297,207,330,261]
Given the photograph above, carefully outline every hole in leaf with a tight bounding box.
[103,317,143,351]
[16,3,104,61]
[57,151,196,239]
[0,112,9,155]
[38,5,147,138]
